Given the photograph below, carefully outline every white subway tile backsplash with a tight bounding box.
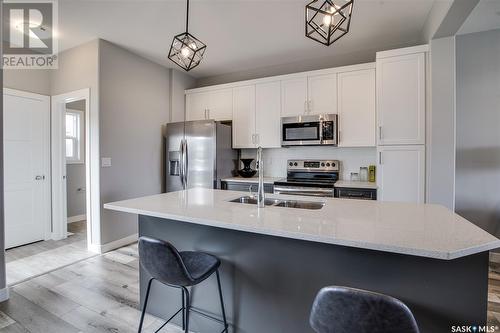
[240,147,376,180]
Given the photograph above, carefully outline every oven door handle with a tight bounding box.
[274,186,333,197]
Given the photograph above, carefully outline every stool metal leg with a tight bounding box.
[183,287,190,333]
[138,278,154,333]
[181,289,185,331]
[216,270,228,332]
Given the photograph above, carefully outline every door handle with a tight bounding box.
[183,140,189,188]
[379,152,383,164]
[379,126,382,140]
[179,141,185,188]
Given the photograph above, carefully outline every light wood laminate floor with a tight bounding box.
[0,243,182,333]
[6,221,96,286]
[1,239,499,332]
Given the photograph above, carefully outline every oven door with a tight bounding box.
[274,185,334,197]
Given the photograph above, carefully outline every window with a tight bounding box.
[65,110,84,164]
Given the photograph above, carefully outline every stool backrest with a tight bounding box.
[310,286,419,333]
[138,236,193,286]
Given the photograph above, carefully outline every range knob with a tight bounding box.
[331,162,336,167]
[294,162,298,166]
[321,163,325,167]
[326,163,330,167]
[289,162,293,166]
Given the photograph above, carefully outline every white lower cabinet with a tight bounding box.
[377,145,425,203]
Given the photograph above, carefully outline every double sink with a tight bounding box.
[229,196,325,210]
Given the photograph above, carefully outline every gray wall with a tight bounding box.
[98,40,171,244]
[196,46,386,87]
[427,36,456,210]
[3,69,51,95]
[456,29,500,238]
[50,40,101,243]
[170,69,196,122]
[66,101,87,218]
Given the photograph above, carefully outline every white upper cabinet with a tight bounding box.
[186,91,209,121]
[377,145,425,203]
[308,73,337,115]
[376,52,426,145]
[232,82,281,149]
[208,88,233,121]
[256,81,281,148]
[281,77,308,117]
[232,85,256,149]
[337,69,376,147]
[186,88,233,121]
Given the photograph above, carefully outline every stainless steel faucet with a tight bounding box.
[256,146,265,208]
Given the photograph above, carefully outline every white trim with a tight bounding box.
[65,109,85,164]
[0,288,9,302]
[185,62,376,94]
[88,233,138,254]
[376,44,429,59]
[67,214,86,223]
[51,89,93,244]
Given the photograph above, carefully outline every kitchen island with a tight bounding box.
[105,188,500,333]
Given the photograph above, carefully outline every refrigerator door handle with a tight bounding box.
[179,140,185,189]
[183,140,189,187]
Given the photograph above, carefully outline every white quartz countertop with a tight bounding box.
[104,188,500,260]
[221,176,284,184]
[334,181,378,189]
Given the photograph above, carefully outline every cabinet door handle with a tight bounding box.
[379,152,383,164]
[304,100,308,114]
[379,126,382,140]
[255,134,260,145]
[207,109,210,119]
[251,134,255,144]
[308,100,312,113]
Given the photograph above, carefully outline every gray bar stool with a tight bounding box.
[137,236,228,333]
[310,286,419,333]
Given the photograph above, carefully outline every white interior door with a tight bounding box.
[4,89,50,249]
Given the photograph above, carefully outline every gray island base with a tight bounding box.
[139,215,488,333]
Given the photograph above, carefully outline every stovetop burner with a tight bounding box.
[274,159,340,188]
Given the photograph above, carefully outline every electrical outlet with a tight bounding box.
[101,157,112,167]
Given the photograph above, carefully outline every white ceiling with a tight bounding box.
[458,0,500,35]
[57,0,436,78]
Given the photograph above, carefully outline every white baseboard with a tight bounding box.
[0,288,9,302]
[88,233,138,254]
[67,214,86,223]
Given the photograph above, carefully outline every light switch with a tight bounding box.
[101,157,112,167]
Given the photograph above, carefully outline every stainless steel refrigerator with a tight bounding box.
[165,120,237,192]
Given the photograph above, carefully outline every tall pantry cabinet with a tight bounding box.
[376,45,428,203]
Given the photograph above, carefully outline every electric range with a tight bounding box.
[273,159,339,197]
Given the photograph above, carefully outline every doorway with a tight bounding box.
[3,88,96,286]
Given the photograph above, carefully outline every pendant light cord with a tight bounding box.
[185,0,190,32]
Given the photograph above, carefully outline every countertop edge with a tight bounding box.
[103,202,496,261]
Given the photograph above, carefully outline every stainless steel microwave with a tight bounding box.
[281,114,338,146]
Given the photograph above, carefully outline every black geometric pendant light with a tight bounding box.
[305,0,354,46]
[168,0,207,71]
